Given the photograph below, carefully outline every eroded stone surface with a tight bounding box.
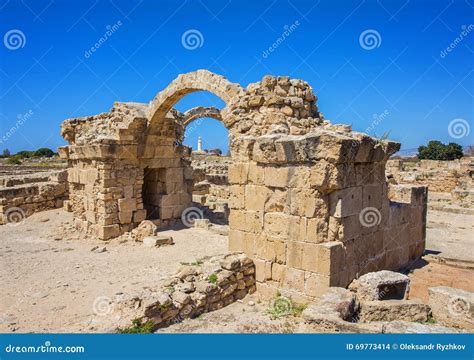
[428,286,474,330]
[349,271,410,302]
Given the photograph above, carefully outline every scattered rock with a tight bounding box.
[91,246,107,253]
[349,270,410,302]
[143,236,174,248]
[133,220,158,242]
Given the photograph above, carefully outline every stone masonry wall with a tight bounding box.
[115,252,256,329]
[60,70,427,299]
[0,170,68,225]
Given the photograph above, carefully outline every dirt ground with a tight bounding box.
[0,209,228,333]
[0,207,472,333]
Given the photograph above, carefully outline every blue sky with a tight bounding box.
[0,0,472,154]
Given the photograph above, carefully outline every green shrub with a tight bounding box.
[117,319,154,334]
[6,156,22,165]
[418,141,463,160]
[207,273,218,284]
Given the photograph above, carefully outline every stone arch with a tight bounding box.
[147,70,244,129]
[182,106,223,127]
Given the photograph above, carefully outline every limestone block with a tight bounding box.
[194,218,210,229]
[133,209,147,223]
[329,186,362,218]
[228,185,244,209]
[229,210,262,233]
[315,242,345,276]
[228,163,248,184]
[428,286,474,330]
[349,270,410,302]
[247,163,264,185]
[286,242,304,269]
[282,267,305,292]
[98,224,120,240]
[271,263,286,283]
[362,183,383,210]
[304,272,331,298]
[245,185,269,211]
[118,198,137,213]
[305,217,328,243]
[358,299,430,323]
[264,166,290,188]
[143,235,174,248]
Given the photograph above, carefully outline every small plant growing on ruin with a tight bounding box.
[117,318,154,334]
[424,315,437,325]
[207,273,218,284]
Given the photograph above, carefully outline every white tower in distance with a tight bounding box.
[197,136,203,152]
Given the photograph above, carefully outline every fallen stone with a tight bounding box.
[349,270,410,302]
[143,236,174,248]
[358,299,430,323]
[91,246,107,253]
[428,286,474,330]
[302,287,359,328]
[133,220,158,242]
[194,218,210,229]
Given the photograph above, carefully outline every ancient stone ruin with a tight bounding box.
[59,70,427,300]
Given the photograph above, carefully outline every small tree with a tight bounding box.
[1,149,11,158]
[418,140,463,160]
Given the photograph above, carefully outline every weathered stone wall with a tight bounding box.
[387,158,472,193]
[60,70,427,299]
[115,252,255,329]
[0,170,68,224]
